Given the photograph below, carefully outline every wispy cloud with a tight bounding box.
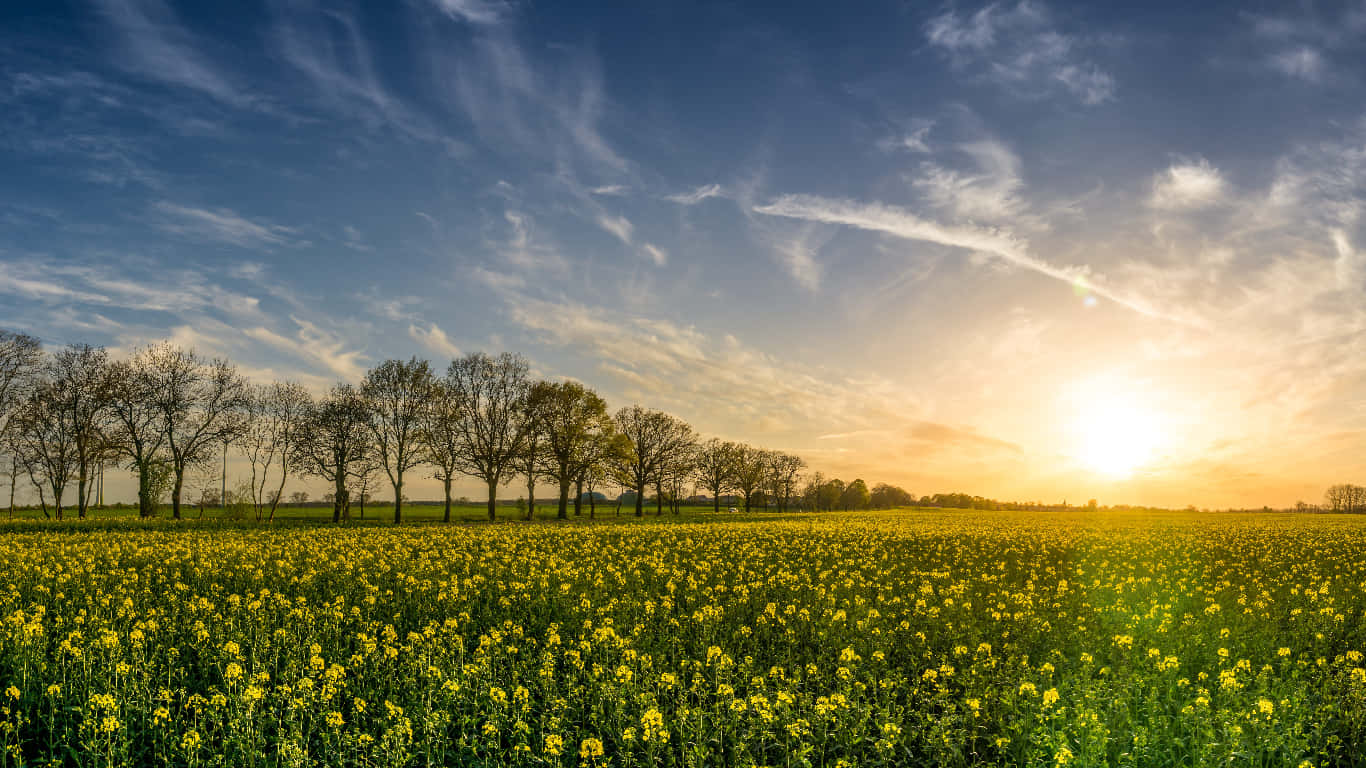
[1269,47,1326,81]
[640,243,668,267]
[912,139,1027,224]
[597,213,634,244]
[500,291,929,443]
[94,0,257,108]
[879,119,934,154]
[925,1,1115,105]
[665,183,725,205]
[771,228,824,292]
[409,322,462,359]
[243,316,367,381]
[152,201,298,248]
[495,210,567,273]
[430,0,514,25]
[447,33,626,175]
[270,1,461,152]
[754,194,1188,323]
[1149,159,1226,210]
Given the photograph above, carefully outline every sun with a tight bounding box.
[1072,392,1162,478]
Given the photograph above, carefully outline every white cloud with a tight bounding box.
[1054,64,1116,105]
[913,139,1026,224]
[754,193,1190,323]
[640,243,668,266]
[500,292,929,443]
[597,213,634,245]
[431,0,513,25]
[243,316,366,382]
[409,322,462,360]
[1270,47,1325,81]
[665,183,725,205]
[925,1,1115,105]
[590,184,629,196]
[152,201,297,248]
[773,234,823,292]
[1149,159,1227,210]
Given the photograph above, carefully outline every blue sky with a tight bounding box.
[4,0,1366,507]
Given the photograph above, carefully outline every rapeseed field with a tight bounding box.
[3,510,1366,767]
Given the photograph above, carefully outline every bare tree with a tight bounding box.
[695,438,739,514]
[45,345,112,520]
[779,452,807,512]
[445,352,534,521]
[731,443,770,513]
[294,384,372,523]
[362,358,433,524]
[579,432,621,519]
[512,383,554,521]
[240,382,311,522]
[0,332,42,517]
[266,382,309,522]
[536,381,611,520]
[1326,483,1366,514]
[143,344,249,519]
[0,331,41,442]
[662,441,698,515]
[10,381,78,520]
[105,351,168,518]
[610,405,695,518]
[420,378,463,523]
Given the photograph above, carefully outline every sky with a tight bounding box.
[3,0,1366,509]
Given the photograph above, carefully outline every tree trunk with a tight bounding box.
[487,478,498,521]
[6,458,13,520]
[655,480,664,516]
[393,478,402,524]
[527,474,536,521]
[77,464,88,520]
[588,483,596,518]
[333,475,345,523]
[714,489,720,514]
[557,476,570,520]
[634,483,644,517]
[137,462,152,518]
[744,492,752,514]
[574,478,583,517]
[443,476,452,523]
[269,462,287,522]
[171,465,183,520]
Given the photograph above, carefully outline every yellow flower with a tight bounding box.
[544,734,564,756]
[579,737,605,760]
[325,711,344,728]
[1042,688,1060,708]
[181,730,202,750]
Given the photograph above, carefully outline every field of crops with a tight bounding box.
[4,510,1366,767]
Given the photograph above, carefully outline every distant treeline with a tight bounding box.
[3,329,917,525]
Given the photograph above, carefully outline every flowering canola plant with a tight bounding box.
[3,509,1366,766]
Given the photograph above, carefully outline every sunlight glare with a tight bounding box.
[1073,391,1162,478]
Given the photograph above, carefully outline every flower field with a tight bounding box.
[4,510,1366,767]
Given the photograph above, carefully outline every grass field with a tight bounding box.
[3,509,1366,767]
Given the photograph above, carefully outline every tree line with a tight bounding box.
[0,329,863,524]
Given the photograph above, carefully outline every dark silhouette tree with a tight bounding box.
[362,358,434,524]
